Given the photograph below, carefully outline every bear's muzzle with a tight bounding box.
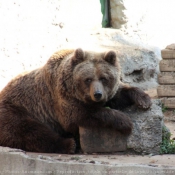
[94,91,102,101]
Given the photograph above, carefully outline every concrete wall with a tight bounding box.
[58,0,102,30]
[110,0,175,48]
[0,0,102,90]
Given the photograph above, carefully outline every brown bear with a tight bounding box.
[0,48,151,153]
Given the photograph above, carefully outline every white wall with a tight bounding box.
[0,0,102,90]
[110,0,175,48]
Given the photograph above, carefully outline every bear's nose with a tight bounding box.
[94,91,102,101]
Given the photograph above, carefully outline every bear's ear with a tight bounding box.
[104,50,116,65]
[72,48,85,65]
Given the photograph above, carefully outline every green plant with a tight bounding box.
[162,104,167,113]
[160,126,175,154]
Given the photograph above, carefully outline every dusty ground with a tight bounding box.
[27,152,175,167]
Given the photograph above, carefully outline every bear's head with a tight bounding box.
[72,48,121,105]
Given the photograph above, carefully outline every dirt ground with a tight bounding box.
[27,151,175,167]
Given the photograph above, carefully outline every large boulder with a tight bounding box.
[65,28,160,91]
[97,29,160,91]
[111,45,159,90]
[79,99,163,155]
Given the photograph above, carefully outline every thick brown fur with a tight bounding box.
[0,48,151,153]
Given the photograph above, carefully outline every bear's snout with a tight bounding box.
[94,91,102,101]
[90,81,105,102]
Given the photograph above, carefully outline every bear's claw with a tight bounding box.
[136,93,152,109]
[113,111,133,135]
[66,138,76,154]
[59,138,76,154]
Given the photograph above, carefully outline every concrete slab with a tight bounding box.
[0,147,175,175]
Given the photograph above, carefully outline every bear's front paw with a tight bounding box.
[59,138,76,154]
[131,88,152,109]
[113,111,133,135]
[65,138,76,154]
[135,92,152,109]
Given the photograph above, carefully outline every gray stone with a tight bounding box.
[116,46,159,90]
[166,43,175,50]
[80,128,127,153]
[96,29,160,90]
[126,99,163,154]
[79,99,163,155]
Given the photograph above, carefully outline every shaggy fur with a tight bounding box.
[0,48,151,153]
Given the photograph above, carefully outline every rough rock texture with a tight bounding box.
[166,43,175,50]
[100,46,158,90]
[79,99,163,154]
[126,99,163,154]
[110,0,127,29]
[116,46,158,90]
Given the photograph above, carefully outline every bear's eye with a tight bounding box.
[85,78,92,84]
[100,77,107,83]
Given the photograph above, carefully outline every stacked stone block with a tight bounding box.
[157,44,175,108]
